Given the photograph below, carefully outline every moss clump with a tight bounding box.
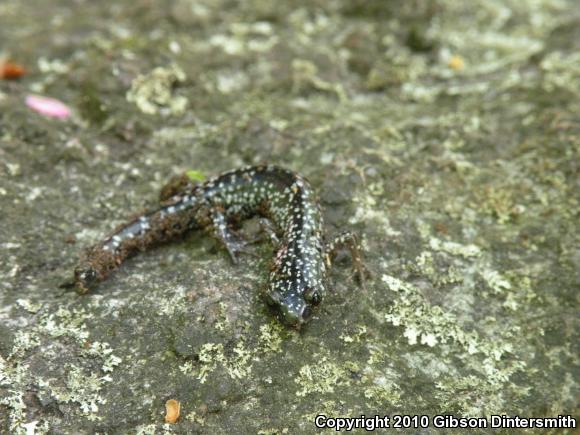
[126,64,188,116]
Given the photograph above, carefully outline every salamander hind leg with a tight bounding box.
[257,217,281,247]
[208,208,257,264]
[325,231,368,288]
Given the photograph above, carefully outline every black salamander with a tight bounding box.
[74,165,364,326]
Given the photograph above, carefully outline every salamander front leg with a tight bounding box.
[325,231,367,288]
[208,209,256,264]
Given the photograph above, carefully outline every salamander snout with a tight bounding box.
[264,287,322,327]
[74,264,98,294]
[278,294,310,326]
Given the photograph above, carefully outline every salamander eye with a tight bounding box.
[304,287,321,306]
[75,267,92,281]
[74,265,99,293]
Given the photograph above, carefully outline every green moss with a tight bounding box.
[185,170,206,182]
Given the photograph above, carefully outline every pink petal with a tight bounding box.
[26,94,71,119]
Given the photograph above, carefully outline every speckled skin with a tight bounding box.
[75,165,363,326]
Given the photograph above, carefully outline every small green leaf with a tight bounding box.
[185,170,206,182]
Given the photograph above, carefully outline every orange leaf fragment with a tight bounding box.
[165,399,180,424]
[0,61,26,79]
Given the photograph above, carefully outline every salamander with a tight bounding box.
[74,165,364,327]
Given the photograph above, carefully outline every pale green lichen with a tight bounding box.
[8,331,40,360]
[339,325,368,344]
[155,285,189,317]
[357,346,403,407]
[181,321,287,385]
[209,21,277,56]
[414,251,464,286]
[126,64,188,116]
[258,322,285,353]
[152,124,219,147]
[295,356,348,397]
[500,273,536,311]
[300,399,354,429]
[381,273,529,416]
[38,365,107,418]
[476,186,519,224]
[257,429,289,435]
[480,269,512,294]
[434,373,530,416]
[383,274,507,355]
[135,423,176,435]
[184,339,252,383]
[193,342,225,384]
[428,237,481,258]
[0,359,34,435]
[83,341,123,373]
[291,59,347,101]
[0,306,122,431]
[213,301,229,332]
[363,383,402,407]
[227,340,253,380]
[135,424,159,435]
[15,298,41,314]
[40,306,90,343]
[540,51,580,95]
[184,409,206,426]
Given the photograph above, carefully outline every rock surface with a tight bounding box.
[1,0,578,433]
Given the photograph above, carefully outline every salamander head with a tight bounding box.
[74,263,99,294]
[264,281,324,327]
